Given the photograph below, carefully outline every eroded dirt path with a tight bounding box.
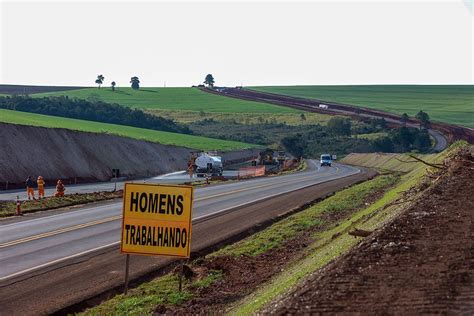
[269,150,474,314]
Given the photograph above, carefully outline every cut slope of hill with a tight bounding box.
[34,87,299,113]
[250,85,474,128]
[0,109,255,151]
[0,123,260,186]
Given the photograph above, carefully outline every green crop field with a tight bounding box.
[250,85,474,128]
[34,87,299,114]
[0,109,256,151]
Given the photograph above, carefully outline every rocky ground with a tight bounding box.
[268,148,474,314]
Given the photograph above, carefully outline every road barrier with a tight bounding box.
[238,166,265,179]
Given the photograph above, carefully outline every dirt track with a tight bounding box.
[269,149,474,314]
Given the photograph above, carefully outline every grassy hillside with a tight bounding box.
[341,152,438,173]
[250,85,474,128]
[0,109,256,151]
[34,87,299,113]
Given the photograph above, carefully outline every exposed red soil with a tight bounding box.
[269,148,474,314]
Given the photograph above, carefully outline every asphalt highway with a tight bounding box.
[0,160,360,281]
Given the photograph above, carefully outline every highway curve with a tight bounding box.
[0,161,375,315]
[204,87,452,152]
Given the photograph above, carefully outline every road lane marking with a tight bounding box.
[0,215,122,248]
[0,165,357,249]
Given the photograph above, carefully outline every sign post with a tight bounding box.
[124,254,130,294]
[120,183,194,294]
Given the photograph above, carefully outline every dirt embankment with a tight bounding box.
[0,123,259,188]
[269,148,474,314]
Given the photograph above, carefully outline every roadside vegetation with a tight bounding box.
[146,109,332,126]
[250,85,474,128]
[0,109,255,151]
[341,152,438,173]
[188,115,432,158]
[81,270,223,315]
[0,191,122,217]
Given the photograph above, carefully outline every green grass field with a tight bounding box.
[250,85,474,128]
[0,109,255,151]
[34,87,299,114]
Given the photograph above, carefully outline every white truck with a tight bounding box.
[194,153,223,176]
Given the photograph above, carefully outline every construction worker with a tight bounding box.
[37,176,45,198]
[26,176,35,200]
[54,180,65,197]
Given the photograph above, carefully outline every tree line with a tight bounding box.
[0,95,191,134]
[94,74,214,90]
[281,117,432,157]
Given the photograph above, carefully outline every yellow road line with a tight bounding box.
[0,215,122,248]
[0,168,339,249]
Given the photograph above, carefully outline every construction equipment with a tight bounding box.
[259,149,276,165]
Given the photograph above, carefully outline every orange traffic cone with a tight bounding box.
[16,195,22,216]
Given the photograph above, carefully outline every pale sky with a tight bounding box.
[1,0,473,87]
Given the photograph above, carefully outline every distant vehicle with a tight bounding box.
[319,104,329,110]
[194,153,223,176]
[320,154,332,167]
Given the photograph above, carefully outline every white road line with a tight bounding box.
[0,241,120,282]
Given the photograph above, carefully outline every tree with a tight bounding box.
[373,136,394,152]
[130,76,140,90]
[413,129,432,151]
[111,81,116,91]
[327,117,352,136]
[401,113,409,126]
[95,75,104,89]
[415,110,430,129]
[204,74,215,87]
[391,127,414,151]
[300,113,306,121]
[281,134,307,158]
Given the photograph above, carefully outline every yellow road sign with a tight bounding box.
[120,183,194,258]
